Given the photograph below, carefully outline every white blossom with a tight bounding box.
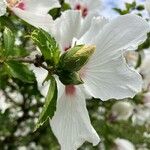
[140,50,150,90]
[132,104,150,126]
[111,101,133,121]
[32,8,150,150]
[114,138,135,150]
[144,92,150,107]
[65,0,102,18]
[49,11,149,149]
[0,0,60,32]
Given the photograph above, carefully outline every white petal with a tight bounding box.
[11,8,54,32]
[82,14,150,57]
[79,16,109,43]
[50,85,100,150]
[53,10,82,50]
[53,11,101,51]
[80,14,149,100]
[78,13,105,38]
[22,0,60,14]
[30,65,49,97]
[83,55,142,100]
[0,0,7,16]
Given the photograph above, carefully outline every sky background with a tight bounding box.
[102,0,146,18]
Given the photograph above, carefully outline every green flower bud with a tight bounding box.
[59,44,95,72]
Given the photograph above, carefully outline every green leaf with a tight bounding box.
[3,27,15,57]
[61,3,71,12]
[4,60,35,83]
[31,29,60,65]
[49,8,61,20]
[35,76,57,131]
[136,5,144,11]
[9,46,29,57]
[49,3,71,20]
[0,16,17,32]
[113,8,123,14]
[0,65,8,89]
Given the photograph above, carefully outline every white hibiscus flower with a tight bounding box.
[0,0,60,32]
[65,0,101,18]
[49,11,149,150]
[33,10,149,150]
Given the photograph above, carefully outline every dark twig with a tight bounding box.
[11,55,55,74]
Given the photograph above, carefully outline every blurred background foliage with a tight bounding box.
[0,0,150,150]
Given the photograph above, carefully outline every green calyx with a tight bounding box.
[59,44,96,72]
[57,44,96,85]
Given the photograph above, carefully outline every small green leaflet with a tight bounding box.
[0,16,17,33]
[4,60,35,83]
[3,27,15,57]
[34,76,57,131]
[31,28,60,66]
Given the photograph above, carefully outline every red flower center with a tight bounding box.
[82,8,88,17]
[75,4,88,17]
[64,45,71,51]
[76,4,81,10]
[16,2,26,10]
[65,85,76,95]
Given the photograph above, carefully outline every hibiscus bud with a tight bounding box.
[110,101,133,121]
[59,44,95,72]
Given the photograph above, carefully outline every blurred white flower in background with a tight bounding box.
[114,138,135,150]
[0,91,10,113]
[110,101,134,121]
[132,104,150,126]
[140,50,150,90]
[143,92,150,107]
